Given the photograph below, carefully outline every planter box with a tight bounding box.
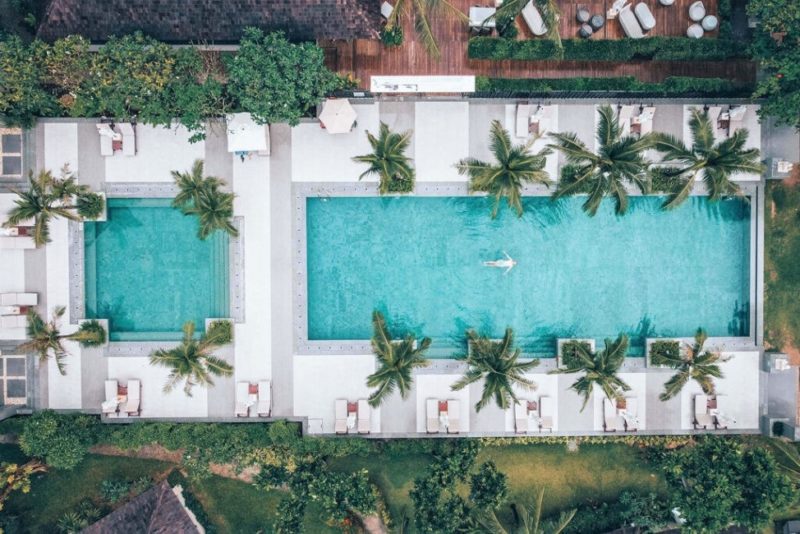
[79,318,109,348]
[556,338,595,367]
[645,338,680,368]
[85,192,107,222]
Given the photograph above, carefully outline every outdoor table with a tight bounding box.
[590,14,605,29]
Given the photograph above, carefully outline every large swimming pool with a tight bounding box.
[85,198,229,341]
[306,196,751,356]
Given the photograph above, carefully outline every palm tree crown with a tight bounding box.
[352,122,415,195]
[384,0,467,57]
[550,334,630,411]
[452,328,540,412]
[456,120,552,219]
[656,328,723,401]
[650,108,763,210]
[476,488,576,534]
[548,105,653,216]
[171,159,237,240]
[149,320,234,396]
[366,311,431,407]
[3,167,104,246]
[18,307,107,375]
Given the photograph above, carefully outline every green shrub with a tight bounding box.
[469,461,508,510]
[380,26,404,47]
[206,319,233,345]
[0,36,59,127]
[76,319,107,347]
[99,479,131,503]
[475,75,747,96]
[618,491,670,530]
[560,340,592,368]
[648,340,680,366]
[18,411,96,470]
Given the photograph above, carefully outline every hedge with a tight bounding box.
[474,76,750,96]
[468,36,747,61]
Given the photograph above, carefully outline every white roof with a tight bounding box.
[226,113,269,153]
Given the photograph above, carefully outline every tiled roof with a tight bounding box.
[37,0,381,43]
[81,481,202,534]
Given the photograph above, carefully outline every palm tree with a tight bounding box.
[650,108,764,210]
[384,0,467,58]
[171,159,237,240]
[656,328,723,401]
[149,320,233,396]
[3,167,104,246]
[548,105,653,216]
[490,0,561,47]
[18,308,107,375]
[476,488,576,534]
[365,311,431,407]
[452,328,540,412]
[456,120,552,219]
[550,334,630,411]
[352,122,415,194]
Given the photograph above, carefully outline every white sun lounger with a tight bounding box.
[357,399,371,434]
[447,400,460,434]
[714,394,730,429]
[539,396,553,431]
[694,394,713,429]
[0,293,38,306]
[604,398,625,431]
[521,0,548,36]
[118,123,136,156]
[624,397,639,431]
[235,381,250,417]
[257,380,271,417]
[96,123,115,156]
[515,403,529,433]
[0,315,27,329]
[102,380,119,415]
[123,380,140,416]
[634,2,656,31]
[618,5,644,38]
[426,399,440,433]
[335,399,348,434]
[0,236,36,249]
[516,104,533,138]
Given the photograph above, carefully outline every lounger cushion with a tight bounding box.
[634,3,655,30]
[357,399,371,433]
[618,6,644,39]
[521,1,547,36]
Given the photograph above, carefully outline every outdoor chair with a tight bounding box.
[515,403,529,433]
[447,400,460,434]
[335,399,348,434]
[624,397,639,431]
[235,381,250,417]
[539,396,554,431]
[257,380,271,417]
[118,123,136,156]
[357,399,371,434]
[603,398,625,431]
[634,2,656,31]
[694,394,713,429]
[123,380,141,416]
[426,399,440,433]
[102,380,119,415]
[618,6,644,39]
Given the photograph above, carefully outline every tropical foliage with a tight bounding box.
[0,460,46,511]
[550,335,630,410]
[650,108,763,209]
[171,159,237,239]
[365,311,431,407]
[3,167,104,246]
[456,120,552,218]
[453,328,539,412]
[18,411,97,470]
[383,0,467,58]
[490,0,562,47]
[148,320,234,396]
[654,328,723,401]
[0,36,59,127]
[548,105,652,216]
[477,488,576,534]
[353,122,415,194]
[18,307,107,375]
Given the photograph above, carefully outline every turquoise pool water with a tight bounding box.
[85,198,229,341]
[306,196,751,356]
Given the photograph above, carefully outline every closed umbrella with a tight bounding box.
[319,99,357,134]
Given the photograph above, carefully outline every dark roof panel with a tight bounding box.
[37,0,381,43]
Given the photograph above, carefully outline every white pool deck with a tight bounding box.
[0,98,788,436]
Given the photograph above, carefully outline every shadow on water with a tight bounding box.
[521,197,572,229]
[728,299,750,336]
[623,315,657,353]
[97,297,131,333]
[698,196,751,222]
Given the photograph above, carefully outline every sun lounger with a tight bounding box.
[235,381,250,417]
[618,5,644,39]
[624,397,639,431]
[713,395,731,429]
[0,236,36,249]
[102,380,119,415]
[728,106,746,135]
[123,380,140,416]
[118,123,136,156]
[0,315,27,329]
[447,400,460,434]
[515,403,529,433]
[694,394,713,429]
[0,293,38,306]
[539,396,553,431]
[335,399,348,434]
[426,399,440,433]
[604,398,625,431]
[257,380,271,417]
[634,2,655,31]
[521,0,548,36]
[516,104,533,138]
[96,123,115,156]
[357,399,371,434]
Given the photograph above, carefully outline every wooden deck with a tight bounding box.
[322,0,755,89]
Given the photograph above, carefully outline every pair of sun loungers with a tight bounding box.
[336,399,371,434]
[235,381,271,417]
[427,398,460,434]
[514,397,554,433]
[96,122,136,157]
[694,393,730,430]
[604,397,639,432]
[0,293,37,329]
[102,379,141,417]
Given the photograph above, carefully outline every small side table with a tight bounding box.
[576,8,590,23]
[579,24,594,38]
[590,14,605,30]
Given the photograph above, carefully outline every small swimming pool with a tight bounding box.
[85,198,229,341]
[306,196,751,356]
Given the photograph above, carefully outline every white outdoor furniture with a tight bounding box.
[622,397,639,431]
[469,6,497,28]
[539,396,554,431]
[123,380,141,416]
[257,380,271,417]
[0,293,37,306]
[118,123,136,156]
[381,1,394,19]
[689,1,706,22]
[728,105,747,135]
[686,23,704,38]
[0,307,22,316]
[659,0,675,5]
[694,394,713,429]
[631,106,656,136]
[226,113,270,156]
[521,1,548,35]
[96,123,118,156]
[335,399,348,434]
[617,105,635,135]
[235,381,250,417]
[634,3,656,31]
[618,5,645,39]
[515,403,529,433]
[604,398,625,431]
[516,104,533,138]
[426,399,440,433]
[701,14,718,30]
[447,400,460,434]
[357,399,371,434]
[0,236,36,249]
[102,380,119,415]
[371,75,476,93]
[0,315,26,329]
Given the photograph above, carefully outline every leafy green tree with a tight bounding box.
[149,320,234,396]
[476,487,576,534]
[548,105,652,216]
[0,460,46,511]
[19,411,96,470]
[366,311,431,407]
[353,122,415,194]
[456,120,552,218]
[3,167,104,246]
[171,160,237,239]
[453,328,539,412]
[469,461,508,510]
[618,491,670,531]
[0,36,58,127]
[650,108,763,209]
[550,335,630,411]
[490,0,562,47]
[384,0,467,58]
[226,28,337,125]
[655,328,723,401]
[748,0,800,129]
[18,307,107,375]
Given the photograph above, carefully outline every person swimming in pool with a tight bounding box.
[484,251,516,274]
